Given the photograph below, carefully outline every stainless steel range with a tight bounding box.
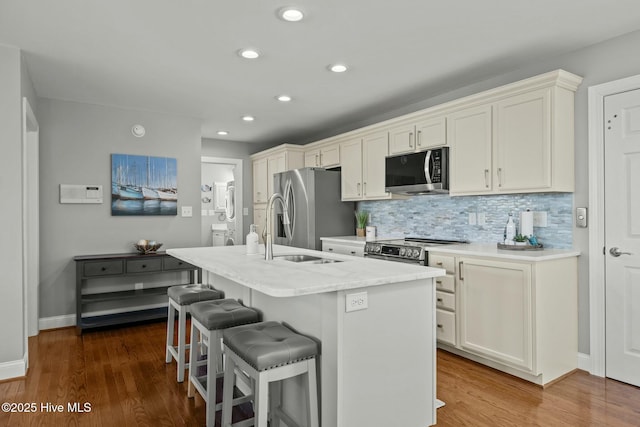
[364,237,468,265]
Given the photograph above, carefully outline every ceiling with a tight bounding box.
[2,1,640,146]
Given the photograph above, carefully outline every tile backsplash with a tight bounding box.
[358,193,573,249]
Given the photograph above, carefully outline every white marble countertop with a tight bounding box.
[168,245,445,297]
[427,243,580,261]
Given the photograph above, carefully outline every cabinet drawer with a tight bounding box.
[436,291,455,311]
[322,242,364,257]
[83,260,124,277]
[126,258,162,273]
[436,309,456,346]
[163,256,195,271]
[435,274,455,293]
[429,254,456,274]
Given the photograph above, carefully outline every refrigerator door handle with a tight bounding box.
[283,178,294,243]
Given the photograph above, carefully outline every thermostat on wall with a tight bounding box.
[59,184,103,204]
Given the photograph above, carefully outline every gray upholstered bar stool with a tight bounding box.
[188,299,260,427]
[221,321,319,427]
[166,284,223,382]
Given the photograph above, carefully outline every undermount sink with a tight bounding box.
[274,254,343,264]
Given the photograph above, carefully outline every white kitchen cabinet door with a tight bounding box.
[362,131,390,199]
[253,205,267,244]
[458,257,534,372]
[253,158,268,204]
[319,143,340,168]
[388,122,417,155]
[267,153,287,199]
[304,149,320,168]
[449,105,493,194]
[415,116,446,150]
[340,138,363,200]
[494,88,551,192]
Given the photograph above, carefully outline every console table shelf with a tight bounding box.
[74,252,201,334]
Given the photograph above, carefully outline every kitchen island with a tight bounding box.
[167,244,446,427]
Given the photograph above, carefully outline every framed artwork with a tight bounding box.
[111,153,177,216]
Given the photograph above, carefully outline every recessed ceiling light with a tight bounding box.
[277,95,292,102]
[217,131,229,136]
[238,49,260,59]
[329,64,348,73]
[242,115,255,122]
[279,7,304,22]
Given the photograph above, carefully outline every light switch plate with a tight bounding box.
[468,212,476,225]
[576,207,588,228]
[477,212,486,226]
[181,206,193,217]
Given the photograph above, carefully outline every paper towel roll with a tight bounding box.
[366,226,377,242]
[519,210,534,237]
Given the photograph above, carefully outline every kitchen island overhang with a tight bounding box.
[168,245,445,427]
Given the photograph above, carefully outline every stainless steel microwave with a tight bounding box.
[385,147,449,195]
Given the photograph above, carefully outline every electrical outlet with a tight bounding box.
[533,211,548,227]
[477,212,486,226]
[346,292,368,312]
[181,206,193,217]
[468,212,476,225]
[243,207,249,216]
[135,282,143,290]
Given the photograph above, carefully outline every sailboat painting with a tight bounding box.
[111,153,178,216]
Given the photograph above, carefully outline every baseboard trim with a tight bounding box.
[577,352,591,372]
[0,354,27,381]
[39,314,75,330]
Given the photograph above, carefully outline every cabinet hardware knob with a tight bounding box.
[142,265,146,268]
[101,267,106,271]
[436,280,442,284]
[436,262,443,266]
[328,248,333,251]
[484,169,489,188]
[417,130,422,146]
[459,261,464,280]
[409,132,414,148]
[497,168,503,187]
[437,324,443,329]
[350,251,356,254]
[437,298,443,302]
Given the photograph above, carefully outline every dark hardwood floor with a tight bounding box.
[1,321,639,426]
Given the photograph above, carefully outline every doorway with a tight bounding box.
[22,98,39,352]
[201,157,243,247]
[588,74,640,386]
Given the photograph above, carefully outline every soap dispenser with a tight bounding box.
[504,213,516,244]
[246,224,259,254]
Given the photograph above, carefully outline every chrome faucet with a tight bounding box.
[264,192,289,260]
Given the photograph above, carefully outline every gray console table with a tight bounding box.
[74,252,201,334]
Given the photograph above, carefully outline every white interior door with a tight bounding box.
[604,89,640,387]
[22,98,40,341]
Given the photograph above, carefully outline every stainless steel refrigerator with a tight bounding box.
[273,168,355,250]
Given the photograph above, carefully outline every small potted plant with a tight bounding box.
[355,211,369,237]
[513,234,529,246]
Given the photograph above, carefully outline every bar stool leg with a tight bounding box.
[205,329,218,427]
[165,301,176,363]
[254,373,269,427]
[307,358,319,427]
[221,354,236,427]
[176,305,187,382]
[269,381,282,427]
[187,319,199,398]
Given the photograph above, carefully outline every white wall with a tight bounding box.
[37,98,202,319]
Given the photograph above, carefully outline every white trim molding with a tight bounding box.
[0,353,27,380]
[39,314,75,331]
[587,73,640,378]
[577,352,591,372]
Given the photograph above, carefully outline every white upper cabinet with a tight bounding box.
[252,157,268,204]
[251,145,304,204]
[449,105,493,194]
[340,131,391,201]
[494,88,551,192]
[388,116,447,155]
[449,72,581,196]
[304,143,340,168]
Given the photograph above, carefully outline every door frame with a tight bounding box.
[587,73,640,377]
[22,97,39,361]
[201,156,243,245]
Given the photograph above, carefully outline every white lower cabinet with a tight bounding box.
[321,239,365,257]
[436,253,578,386]
[458,257,533,372]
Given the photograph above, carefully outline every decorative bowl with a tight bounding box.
[134,240,163,254]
